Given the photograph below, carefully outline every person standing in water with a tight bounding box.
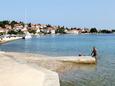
[91,47,97,57]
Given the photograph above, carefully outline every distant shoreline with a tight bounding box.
[0,33,114,45]
[0,37,22,44]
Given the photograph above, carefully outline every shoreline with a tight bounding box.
[0,37,22,44]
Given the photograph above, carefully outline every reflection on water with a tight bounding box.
[59,63,97,86]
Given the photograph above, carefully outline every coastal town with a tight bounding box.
[1,0,115,85]
[0,20,115,43]
[0,20,115,36]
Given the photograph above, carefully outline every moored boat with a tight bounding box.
[22,32,32,39]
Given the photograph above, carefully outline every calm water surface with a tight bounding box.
[0,34,115,86]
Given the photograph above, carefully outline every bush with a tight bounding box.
[100,30,112,33]
[90,28,98,33]
[8,30,24,35]
[56,26,66,34]
[0,32,5,35]
[28,29,36,34]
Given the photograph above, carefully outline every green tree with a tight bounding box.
[7,29,24,35]
[47,24,51,27]
[0,32,5,35]
[56,26,66,34]
[28,23,31,27]
[8,30,17,35]
[100,30,112,33]
[28,29,36,34]
[19,21,25,27]
[112,29,115,33]
[2,20,10,25]
[90,28,98,33]
[10,21,18,29]
[17,29,24,34]
[0,20,10,28]
[0,22,4,28]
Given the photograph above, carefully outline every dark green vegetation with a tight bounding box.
[7,30,24,35]
[90,28,98,33]
[28,29,36,34]
[0,20,24,28]
[56,26,66,34]
[0,20,10,28]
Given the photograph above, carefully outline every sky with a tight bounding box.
[0,0,115,29]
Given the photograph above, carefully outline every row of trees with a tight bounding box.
[0,20,10,28]
[0,20,24,28]
[56,26,66,34]
[56,27,115,34]
[7,30,24,35]
[90,28,115,33]
[0,30,24,36]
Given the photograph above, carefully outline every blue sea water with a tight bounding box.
[0,34,115,86]
[1,34,115,56]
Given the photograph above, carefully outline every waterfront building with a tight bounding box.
[0,27,5,33]
[66,29,80,34]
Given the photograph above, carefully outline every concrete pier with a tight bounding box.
[48,56,96,64]
[0,51,96,86]
[0,54,60,86]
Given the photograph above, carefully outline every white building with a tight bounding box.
[36,28,40,33]
[51,29,55,34]
[66,30,79,34]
